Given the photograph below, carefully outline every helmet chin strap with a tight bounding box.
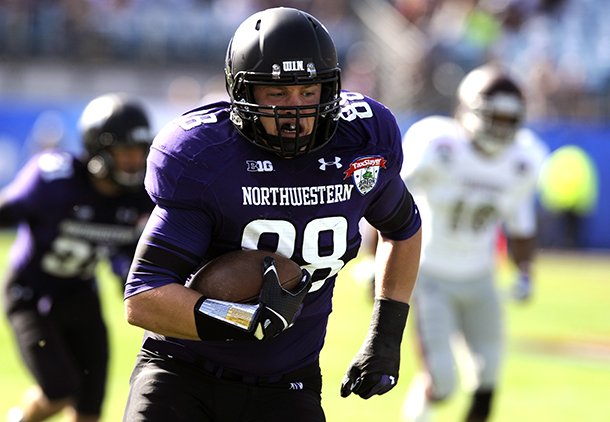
[472,135,510,156]
[87,152,144,190]
[461,111,515,157]
[261,133,313,157]
[112,168,145,188]
[250,116,316,158]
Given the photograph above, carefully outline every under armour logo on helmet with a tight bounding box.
[319,157,342,170]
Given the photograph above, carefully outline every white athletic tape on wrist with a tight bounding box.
[198,299,260,331]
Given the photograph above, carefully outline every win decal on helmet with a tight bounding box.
[225,7,341,158]
[78,93,152,189]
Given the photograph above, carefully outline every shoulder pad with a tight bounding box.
[515,128,549,168]
[37,152,74,182]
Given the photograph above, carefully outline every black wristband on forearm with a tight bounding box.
[367,297,410,348]
[193,296,257,341]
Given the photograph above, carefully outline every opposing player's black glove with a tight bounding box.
[194,257,311,341]
[340,298,410,399]
[254,256,312,340]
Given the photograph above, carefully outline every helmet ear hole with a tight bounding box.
[87,155,109,179]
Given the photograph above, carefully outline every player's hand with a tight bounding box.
[341,356,399,399]
[511,272,532,302]
[340,298,409,399]
[193,258,310,342]
[254,257,312,340]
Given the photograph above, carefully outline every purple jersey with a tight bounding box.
[126,91,421,376]
[0,151,153,303]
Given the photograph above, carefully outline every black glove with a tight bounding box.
[254,256,312,340]
[194,257,311,341]
[341,298,410,399]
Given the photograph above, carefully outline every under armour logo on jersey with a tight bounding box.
[289,382,304,390]
[389,375,396,385]
[246,160,274,172]
[318,157,342,170]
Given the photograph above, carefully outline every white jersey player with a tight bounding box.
[401,64,548,422]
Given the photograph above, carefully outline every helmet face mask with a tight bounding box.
[456,65,525,156]
[225,7,342,158]
[107,144,149,189]
[79,93,152,190]
[245,101,323,157]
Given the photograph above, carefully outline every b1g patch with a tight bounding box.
[343,155,387,195]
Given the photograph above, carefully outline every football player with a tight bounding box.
[122,6,422,422]
[2,93,154,422]
[400,64,548,421]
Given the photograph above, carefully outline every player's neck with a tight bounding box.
[91,176,123,197]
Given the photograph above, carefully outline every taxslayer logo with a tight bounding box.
[343,156,387,195]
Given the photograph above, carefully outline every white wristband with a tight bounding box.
[197,299,260,331]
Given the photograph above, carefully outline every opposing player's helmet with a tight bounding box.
[225,7,342,158]
[456,64,525,156]
[78,93,152,189]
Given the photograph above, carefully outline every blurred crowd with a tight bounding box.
[1,0,609,121]
[392,0,610,120]
[0,0,359,65]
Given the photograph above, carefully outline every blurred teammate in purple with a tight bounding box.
[122,6,422,422]
[2,93,154,422]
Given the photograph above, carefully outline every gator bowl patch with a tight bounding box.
[343,155,387,195]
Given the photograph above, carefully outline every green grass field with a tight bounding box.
[1,230,609,421]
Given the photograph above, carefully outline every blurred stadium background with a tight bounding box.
[0,0,609,420]
[0,0,608,249]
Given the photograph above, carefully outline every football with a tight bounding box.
[186,249,303,303]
